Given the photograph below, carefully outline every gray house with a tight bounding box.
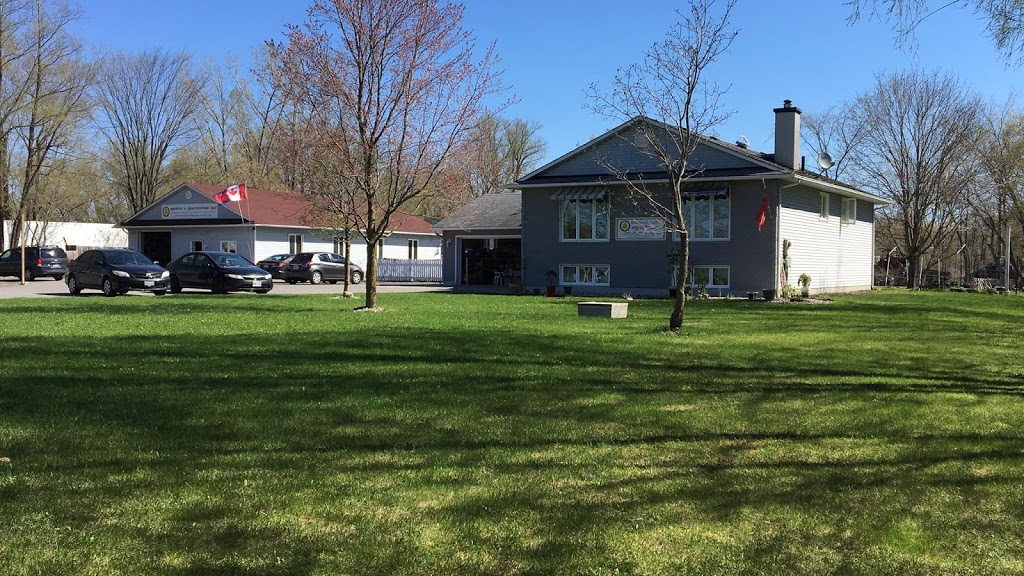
[436,101,887,296]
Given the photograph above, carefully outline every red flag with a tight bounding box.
[215,183,247,204]
[756,192,769,231]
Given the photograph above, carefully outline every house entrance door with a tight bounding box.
[141,231,172,265]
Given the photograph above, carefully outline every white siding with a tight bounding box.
[254,227,440,269]
[2,220,126,251]
[777,187,874,293]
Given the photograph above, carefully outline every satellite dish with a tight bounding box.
[817,151,833,171]
[736,135,750,149]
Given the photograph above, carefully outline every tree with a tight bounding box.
[850,69,981,288]
[586,0,737,332]
[94,49,204,213]
[847,0,1024,64]
[2,0,91,246]
[270,0,507,309]
[0,0,39,245]
[801,105,867,183]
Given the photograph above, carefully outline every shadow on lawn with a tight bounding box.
[3,295,1024,572]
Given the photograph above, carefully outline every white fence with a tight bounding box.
[376,258,442,282]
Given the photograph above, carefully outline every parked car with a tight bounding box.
[284,252,364,284]
[0,245,69,280]
[166,251,273,294]
[255,253,294,279]
[67,248,169,297]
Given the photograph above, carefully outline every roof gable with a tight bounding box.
[122,183,437,234]
[517,117,784,186]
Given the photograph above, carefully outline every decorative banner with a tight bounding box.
[616,218,665,240]
[160,204,219,219]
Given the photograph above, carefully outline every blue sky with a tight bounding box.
[73,0,1022,166]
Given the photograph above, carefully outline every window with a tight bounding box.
[560,264,610,285]
[819,193,830,220]
[220,240,237,253]
[333,236,345,254]
[408,239,419,259]
[687,265,730,288]
[288,234,303,254]
[191,240,204,251]
[841,198,857,224]
[673,191,730,240]
[377,239,385,259]
[560,198,610,241]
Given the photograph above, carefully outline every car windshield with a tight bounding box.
[106,251,153,265]
[213,253,252,267]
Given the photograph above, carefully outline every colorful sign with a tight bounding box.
[616,218,665,240]
[160,204,219,220]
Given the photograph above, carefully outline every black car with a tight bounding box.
[166,251,273,294]
[0,246,69,280]
[67,248,169,297]
[284,252,364,284]
[255,253,294,279]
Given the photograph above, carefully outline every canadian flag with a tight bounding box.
[215,183,247,204]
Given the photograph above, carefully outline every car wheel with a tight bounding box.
[25,268,35,281]
[101,277,115,297]
[350,270,364,284]
[67,275,81,295]
[310,270,323,285]
[286,278,297,285]
[54,274,63,281]
[153,290,166,296]
[170,275,181,293]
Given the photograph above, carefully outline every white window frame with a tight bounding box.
[819,193,830,221]
[288,234,303,254]
[677,265,730,289]
[333,236,345,255]
[408,239,419,260]
[220,240,237,253]
[841,198,856,225]
[560,264,611,286]
[191,240,204,251]
[560,198,610,242]
[672,191,731,241]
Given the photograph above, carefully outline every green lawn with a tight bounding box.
[1,290,1023,575]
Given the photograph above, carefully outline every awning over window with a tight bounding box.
[550,187,607,201]
[682,189,729,201]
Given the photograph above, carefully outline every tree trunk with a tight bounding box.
[670,229,689,331]
[906,250,920,289]
[364,239,378,309]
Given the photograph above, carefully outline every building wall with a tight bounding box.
[777,186,875,293]
[2,220,127,252]
[255,227,440,268]
[520,180,778,296]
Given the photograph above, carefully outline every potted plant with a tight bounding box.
[545,269,558,297]
[798,273,811,298]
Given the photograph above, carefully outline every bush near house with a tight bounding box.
[1,291,1022,574]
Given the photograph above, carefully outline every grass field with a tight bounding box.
[1,290,1023,575]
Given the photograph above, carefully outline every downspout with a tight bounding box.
[777,179,800,292]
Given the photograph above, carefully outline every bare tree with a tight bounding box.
[466,115,545,197]
[847,1,1024,64]
[5,0,91,246]
[270,0,507,309]
[587,0,737,332]
[801,106,868,183]
[851,69,981,288]
[0,0,37,245]
[95,49,204,213]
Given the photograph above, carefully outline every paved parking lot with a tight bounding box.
[0,277,451,299]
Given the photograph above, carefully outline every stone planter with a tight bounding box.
[762,288,777,301]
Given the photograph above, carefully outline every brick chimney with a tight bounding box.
[773,99,801,170]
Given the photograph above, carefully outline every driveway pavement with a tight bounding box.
[0,277,451,299]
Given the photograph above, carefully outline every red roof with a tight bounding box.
[186,183,435,235]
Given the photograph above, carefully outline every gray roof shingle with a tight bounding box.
[432,192,521,231]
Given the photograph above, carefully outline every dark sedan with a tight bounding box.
[67,248,169,296]
[166,251,273,294]
[256,253,294,279]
